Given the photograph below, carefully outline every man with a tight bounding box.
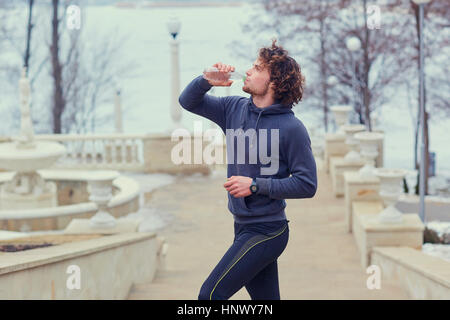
[178,40,317,300]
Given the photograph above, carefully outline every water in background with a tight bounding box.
[0,4,449,174]
[83,5,257,134]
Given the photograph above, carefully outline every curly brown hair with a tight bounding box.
[258,39,305,106]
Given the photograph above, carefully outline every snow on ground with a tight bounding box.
[422,221,450,262]
[0,230,28,241]
[119,172,177,231]
[422,243,450,262]
[120,172,176,195]
[426,220,450,238]
[121,205,174,233]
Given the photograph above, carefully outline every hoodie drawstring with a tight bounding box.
[251,110,264,147]
[255,110,264,131]
[240,103,249,129]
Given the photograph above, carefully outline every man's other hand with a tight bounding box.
[223,175,252,198]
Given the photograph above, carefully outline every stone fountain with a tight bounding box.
[0,68,66,212]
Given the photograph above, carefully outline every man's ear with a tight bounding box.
[269,82,276,94]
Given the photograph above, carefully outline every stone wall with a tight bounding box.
[0,233,158,299]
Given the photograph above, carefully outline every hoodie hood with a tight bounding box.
[240,97,294,131]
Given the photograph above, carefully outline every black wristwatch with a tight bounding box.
[250,178,259,194]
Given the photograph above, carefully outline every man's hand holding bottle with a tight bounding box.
[203,62,235,87]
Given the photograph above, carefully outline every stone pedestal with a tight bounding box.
[344,171,380,232]
[330,156,365,197]
[324,133,348,173]
[352,200,424,268]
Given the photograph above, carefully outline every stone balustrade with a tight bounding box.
[33,133,146,172]
[1,132,220,175]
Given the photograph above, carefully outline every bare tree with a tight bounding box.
[232,0,448,195]
[384,0,450,194]
[232,1,416,131]
[0,1,22,85]
[62,29,138,134]
[0,0,36,133]
[264,0,341,132]
[1,1,137,136]
[50,0,66,134]
[48,0,138,134]
[411,0,450,194]
[228,1,346,131]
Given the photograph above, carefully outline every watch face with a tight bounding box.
[251,185,257,192]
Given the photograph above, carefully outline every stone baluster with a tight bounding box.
[87,171,119,229]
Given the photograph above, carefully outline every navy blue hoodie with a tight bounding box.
[179,76,317,224]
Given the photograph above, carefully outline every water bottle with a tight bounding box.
[203,67,246,82]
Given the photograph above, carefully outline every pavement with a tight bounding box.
[127,160,409,300]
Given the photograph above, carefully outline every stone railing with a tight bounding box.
[0,233,159,299]
[2,132,220,175]
[1,130,228,175]
[33,133,147,172]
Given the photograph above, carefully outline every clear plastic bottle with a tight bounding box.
[203,67,246,82]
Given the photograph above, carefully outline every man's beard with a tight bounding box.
[243,80,270,97]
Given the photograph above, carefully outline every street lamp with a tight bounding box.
[346,36,361,52]
[346,36,362,125]
[167,16,181,39]
[167,16,182,132]
[412,0,430,223]
[327,75,338,87]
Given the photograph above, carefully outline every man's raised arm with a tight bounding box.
[178,63,235,133]
[178,76,227,132]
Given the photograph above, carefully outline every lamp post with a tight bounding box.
[114,89,122,133]
[167,16,182,132]
[413,0,430,223]
[113,77,123,134]
[346,36,362,124]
